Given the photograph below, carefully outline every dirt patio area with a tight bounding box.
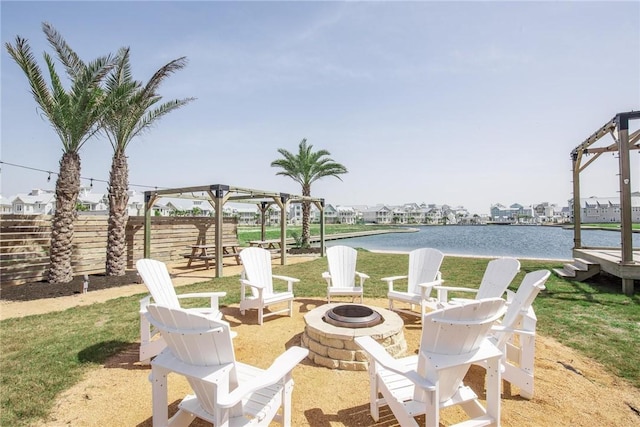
[27,299,640,427]
[2,256,639,426]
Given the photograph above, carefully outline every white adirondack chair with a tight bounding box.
[136,258,226,362]
[322,245,369,303]
[431,257,520,308]
[239,247,299,325]
[477,269,550,399]
[145,304,309,427]
[355,298,506,427]
[384,248,444,318]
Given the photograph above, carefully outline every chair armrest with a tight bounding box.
[355,336,434,390]
[491,325,536,337]
[381,275,408,291]
[272,275,300,292]
[355,271,369,286]
[176,292,226,309]
[217,346,309,408]
[322,271,332,286]
[272,275,300,283]
[139,295,151,312]
[416,279,443,298]
[355,336,413,376]
[240,278,265,298]
[434,284,478,302]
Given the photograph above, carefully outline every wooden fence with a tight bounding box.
[0,214,238,286]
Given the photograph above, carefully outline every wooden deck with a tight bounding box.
[572,247,639,294]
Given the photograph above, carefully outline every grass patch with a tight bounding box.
[236,224,403,245]
[1,252,638,426]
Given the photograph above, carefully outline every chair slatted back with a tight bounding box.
[240,247,275,298]
[416,298,505,402]
[496,270,550,347]
[146,304,238,416]
[326,245,358,288]
[475,257,521,300]
[407,248,444,295]
[136,259,180,308]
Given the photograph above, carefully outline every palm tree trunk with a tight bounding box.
[48,153,80,284]
[301,184,311,247]
[106,151,129,276]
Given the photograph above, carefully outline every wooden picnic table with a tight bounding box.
[184,243,241,269]
[248,239,282,250]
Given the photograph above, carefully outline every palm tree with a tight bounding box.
[102,49,195,276]
[5,23,115,284]
[271,139,348,247]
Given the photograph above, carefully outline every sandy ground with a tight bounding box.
[3,257,639,426]
[25,298,640,427]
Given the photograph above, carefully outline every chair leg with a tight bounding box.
[281,376,295,427]
[484,356,502,425]
[258,306,263,326]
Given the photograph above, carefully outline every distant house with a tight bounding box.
[0,195,13,214]
[11,189,56,215]
[572,193,640,223]
[363,205,392,224]
[335,205,356,224]
[76,187,108,212]
[228,205,259,225]
[490,203,520,222]
[323,204,338,224]
[163,198,213,216]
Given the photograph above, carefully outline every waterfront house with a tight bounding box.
[363,205,392,224]
[11,189,55,215]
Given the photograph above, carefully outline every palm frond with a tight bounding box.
[42,22,85,78]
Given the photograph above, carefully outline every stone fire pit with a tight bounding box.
[301,303,407,371]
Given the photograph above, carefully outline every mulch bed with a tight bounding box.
[0,271,140,302]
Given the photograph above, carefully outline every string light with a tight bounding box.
[0,160,166,190]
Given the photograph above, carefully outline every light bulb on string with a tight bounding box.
[47,172,51,182]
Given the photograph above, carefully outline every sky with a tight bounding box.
[1,1,639,215]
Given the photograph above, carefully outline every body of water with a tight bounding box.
[326,225,640,260]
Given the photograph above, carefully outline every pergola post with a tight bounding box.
[616,113,635,295]
[280,194,289,265]
[571,153,582,249]
[315,199,326,256]
[260,201,268,241]
[143,191,158,259]
[211,185,228,278]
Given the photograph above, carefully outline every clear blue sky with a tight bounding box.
[1,1,638,215]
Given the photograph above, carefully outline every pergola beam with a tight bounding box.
[142,184,325,277]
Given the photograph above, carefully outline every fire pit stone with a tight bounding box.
[302,303,407,371]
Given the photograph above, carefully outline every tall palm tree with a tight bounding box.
[102,49,195,276]
[5,23,115,284]
[271,139,348,247]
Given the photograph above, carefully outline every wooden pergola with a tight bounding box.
[570,111,640,295]
[142,184,325,277]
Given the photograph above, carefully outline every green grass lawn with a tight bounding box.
[579,222,640,230]
[1,252,638,426]
[236,224,403,245]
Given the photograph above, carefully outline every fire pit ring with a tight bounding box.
[302,303,407,371]
[324,304,383,328]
